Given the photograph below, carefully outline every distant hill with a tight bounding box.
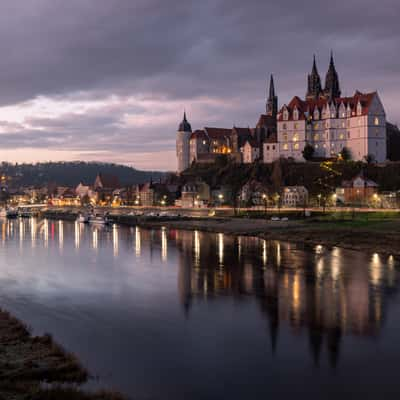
[0,161,165,188]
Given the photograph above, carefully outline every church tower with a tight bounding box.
[306,55,323,100]
[176,111,192,173]
[324,52,341,100]
[266,74,278,118]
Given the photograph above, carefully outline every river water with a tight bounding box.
[0,218,398,399]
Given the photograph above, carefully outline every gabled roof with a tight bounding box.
[95,173,120,189]
[190,130,207,140]
[256,114,276,128]
[203,127,233,139]
[278,91,377,121]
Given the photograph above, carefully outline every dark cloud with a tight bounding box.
[0,0,398,169]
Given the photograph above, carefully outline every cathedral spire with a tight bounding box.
[306,55,322,100]
[266,74,278,118]
[324,51,341,100]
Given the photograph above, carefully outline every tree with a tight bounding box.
[364,154,375,164]
[340,147,352,162]
[302,144,315,161]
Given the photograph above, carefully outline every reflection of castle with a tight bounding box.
[173,230,398,367]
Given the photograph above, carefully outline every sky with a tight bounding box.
[0,0,398,171]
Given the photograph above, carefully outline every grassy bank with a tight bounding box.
[0,309,126,400]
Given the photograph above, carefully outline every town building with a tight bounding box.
[282,186,309,207]
[176,54,387,171]
[335,173,378,204]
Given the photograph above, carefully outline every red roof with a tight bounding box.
[256,114,276,128]
[278,91,377,121]
[190,129,207,140]
[204,127,233,139]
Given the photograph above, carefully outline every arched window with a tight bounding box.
[374,117,379,126]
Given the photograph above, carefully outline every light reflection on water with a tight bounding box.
[0,218,398,399]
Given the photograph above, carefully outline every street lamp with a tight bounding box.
[262,194,268,216]
[317,193,322,208]
[218,193,224,205]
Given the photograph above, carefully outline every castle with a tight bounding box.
[176,54,387,173]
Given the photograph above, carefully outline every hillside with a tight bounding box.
[0,161,165,188]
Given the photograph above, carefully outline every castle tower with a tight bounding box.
[324,52,341,100]
[176,111,192,173]
[266,74,278,118]
[306,55,323,100]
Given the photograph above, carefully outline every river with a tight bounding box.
[0,218,398,399]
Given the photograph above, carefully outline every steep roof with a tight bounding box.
[278,91,377,121]
[256,114,276,128]
[95,173,120,189]
[203,127,233,139]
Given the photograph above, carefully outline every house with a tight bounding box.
[282,186,308,207]
[93,173,121,205]
[180,181,211,208]
[336,173,378,204]
[239,180,268,205]
[241,138,260,163]
[263,133,279,163]
[51,187,79,206]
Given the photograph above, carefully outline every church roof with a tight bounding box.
[203,127,233,138]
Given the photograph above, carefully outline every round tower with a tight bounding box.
[176,111,192,173]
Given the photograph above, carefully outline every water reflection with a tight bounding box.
[0,218,397,375]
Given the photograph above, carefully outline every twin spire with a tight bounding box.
[306,52,341,100]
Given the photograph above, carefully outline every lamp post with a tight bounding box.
[317,193,322,208]
[218,193,224,206]
[262,194,268,217]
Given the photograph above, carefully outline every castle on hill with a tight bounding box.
[176,53,387,173]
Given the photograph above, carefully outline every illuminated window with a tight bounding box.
[293,133,299,142]
[283,143,288,150]
[341,121,345,128]
[283,133,288,141]
[294,123,298,129]
[315,144,319,149]
[202,140,207,145]
[374,117,379,125]
[294,143,299,150]
[339,133,345,140]
[314,122,319,129]
[313,133,319,140]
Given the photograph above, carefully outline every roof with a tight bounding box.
[178,112,192,132]
[256,114,276,128]
[190,129,207,140]
[278,91,377,121]
[264,133,278,143]
[203,127,233,139]
[341,173,378,188]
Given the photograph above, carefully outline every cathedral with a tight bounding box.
[176,54,387,173]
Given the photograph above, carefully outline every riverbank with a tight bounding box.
[0,308,126,400]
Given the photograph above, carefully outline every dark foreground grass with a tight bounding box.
[0,309,128,400]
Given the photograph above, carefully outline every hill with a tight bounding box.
[0,161,165,188]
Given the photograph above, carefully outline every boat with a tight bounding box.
[18,210,33,218]
[89,214,111,225]
[77,213,90,223]
[6,208,18,218]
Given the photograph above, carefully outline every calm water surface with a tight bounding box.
[0,218,399,399]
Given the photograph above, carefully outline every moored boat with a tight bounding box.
[89,214,111,225]
[77,213,90,223]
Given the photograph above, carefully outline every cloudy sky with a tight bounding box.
[0,0,398,170]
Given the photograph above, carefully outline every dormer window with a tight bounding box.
[313,109,320,120]
[283,108,289,121]
[293,107,299,121]
[357,101,362,116]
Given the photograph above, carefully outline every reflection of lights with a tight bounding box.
[276,242,281,267]
[92,229,98,250]
[161,227,167,261]
[1,222,5,244]
[74,221,80,249]
[31,218,37,247]
[194,230,200,266]
[59,220,64,250]
[292,273,301,311]
[43,220,49,247]
[331,247,341,282]
[237,237,241,260]
[388,255,395,269]
[217,233,224,266]
[135,226,141,256]
[19,219,24,244]
[113,224,119,257]
[370,253,382,286]
[262,240,267,266]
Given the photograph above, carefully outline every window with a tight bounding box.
[283,143,288,150]
[283,123,287,129]
[339,133,345,140]
[202,140,207,145]
[266,145,270,150]
[294,143,299,150]
[374,117,379,126]
[341,121,345,128]
[272,145,276,150]
[347,120,350,127]
[294,123,298,129]
[293,133,299,142]
[347,131,350,139]
[283,133,288,141]
[314,122,319,129]
[314,133,319,141]
[283,110,289,121]
[315,144,319,149]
